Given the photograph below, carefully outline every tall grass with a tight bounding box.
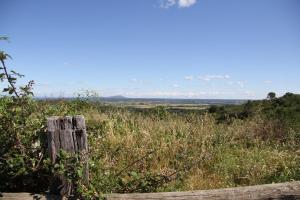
[0,98,299,194]
[83,105,300,193]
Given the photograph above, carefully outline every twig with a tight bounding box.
[139,154,208,192]
[116,149,156,177]
[33,152,44,172]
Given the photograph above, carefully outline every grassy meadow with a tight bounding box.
[81,96,300,193]
[1,93,299,196]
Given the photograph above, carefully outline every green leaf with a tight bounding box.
[130,171,139,179]
[0,73,5,81]
[8,77,17,81]
[3,88,9,92]
[11,70,24,77]
[77,169,83,178]
[8,89,14,94]
[5,54,12,59]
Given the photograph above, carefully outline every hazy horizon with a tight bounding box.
[35,93,256,101]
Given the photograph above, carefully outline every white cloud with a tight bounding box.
[264,80,272,84]
[159,0,197,8]
[224,75,230,79]
[159,0,176,8]
[184,75,194,80]
[130,78,150,85]
[237,81,245,88]
[172,84,179,88]
[35,82,51,87]
[178,0,197,8]
[227,80,248,88]
[198,74,231,81]
[130,78,138,82]
[243,91,256,98]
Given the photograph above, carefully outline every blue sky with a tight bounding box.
[1,0,300,99]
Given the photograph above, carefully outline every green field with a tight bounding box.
[102,102,209,111]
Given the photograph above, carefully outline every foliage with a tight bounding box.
[0,37,47,192]
[267,92,276,100]
[51,150,102,199]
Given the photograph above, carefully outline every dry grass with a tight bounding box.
[82,107,300,193]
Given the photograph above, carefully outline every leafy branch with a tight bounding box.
[0,36,34,98]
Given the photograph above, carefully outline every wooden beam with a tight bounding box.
[106,181,300,200]
[0,193,60,200]
[1,181,300,199]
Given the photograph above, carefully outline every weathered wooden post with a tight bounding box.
[47,115,89,196]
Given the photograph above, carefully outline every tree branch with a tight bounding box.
[0,59,20,98]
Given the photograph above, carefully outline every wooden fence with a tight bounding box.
[1,116,300,199]
[107,181,300,200]
[1,181,300,199]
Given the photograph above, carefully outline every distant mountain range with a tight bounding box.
[106,95,127,99]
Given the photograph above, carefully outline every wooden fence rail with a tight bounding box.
[1,181,300,199]
[107,181,300,200]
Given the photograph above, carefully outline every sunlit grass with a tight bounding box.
[80,105,300,193]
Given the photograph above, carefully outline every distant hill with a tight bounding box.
[106,95,127,99]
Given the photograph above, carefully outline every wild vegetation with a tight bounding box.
[0,38,299,198]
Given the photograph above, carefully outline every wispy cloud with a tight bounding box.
[198,74,230,81]
[63,61,80,68]
[159,0,176,8]
[237,81,245,88]
[35,82,51,87]
[130,78,148,84]
[172,83,179,88]
[130,78,138,82]
[227,80,248,88]
[159,0,197,8]
[184,75,194,80]
[264,80,272,84]
[178,0,197,8]
[243,90,256,98]
[227,81,234,85]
